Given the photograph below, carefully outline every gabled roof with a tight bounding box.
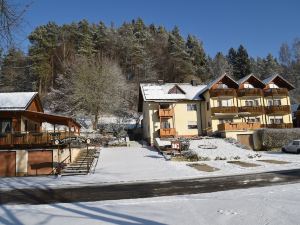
[263,74,295,90]
[140,83,207,101]
[0,92,39,111]
[237,74,265,88]
[206,73,239,90]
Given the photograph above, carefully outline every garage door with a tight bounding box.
[28,150,53,176]
[237,134,254,149]
[0,151,16,177]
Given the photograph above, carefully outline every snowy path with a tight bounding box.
[1,182,300,225]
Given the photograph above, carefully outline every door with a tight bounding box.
[237,134,254,149]
[0,151,16,177]
[28,150,53,176]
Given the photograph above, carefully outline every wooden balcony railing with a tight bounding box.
[211,106,238,114]
[238,106,264,114]
[218,122,261,131]
[159,108,174,117]
[159,128,176,137]
[264,123,293,129]
[209,88,237,97]
[0,131,77,148]
[264,105,291,114]
[237,88,263,97]
[264,88,289,97]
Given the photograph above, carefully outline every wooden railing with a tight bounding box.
[239,106,264,114]
[264,88,288,97]
[264,105,291,114]
[218,122,261,131]
[209,88,237,97]
[211,106,238,114]
[264,123,293,129]
[159,108,174,117]
[160,128,176,137]
[0,131,77,148]
[237,88,263,97]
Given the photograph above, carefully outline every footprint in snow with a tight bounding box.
[217,209,238,215]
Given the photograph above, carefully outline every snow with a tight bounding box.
[140,83,207,101]
[1,182,300,225]
[1,143,300,191]
[0,92,37,110]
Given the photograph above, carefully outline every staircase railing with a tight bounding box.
[48,154,71,176]
[89,148,101,174]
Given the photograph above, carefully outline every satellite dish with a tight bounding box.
[54,140,60,145]
[86,138,91,144]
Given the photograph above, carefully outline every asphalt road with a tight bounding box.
[1,168,300,205]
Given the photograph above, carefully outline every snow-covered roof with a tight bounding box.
[140,83,207,101]
[0,92,38,110]
[206,73,238,90]
[263,74,294,87]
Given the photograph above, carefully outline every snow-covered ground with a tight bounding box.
[1,182,300,225]
[1,139,300,190]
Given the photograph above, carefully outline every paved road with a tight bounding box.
[1,169,300,205]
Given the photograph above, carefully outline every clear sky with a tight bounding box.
[16,0,300,58]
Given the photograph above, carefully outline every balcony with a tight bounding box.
[209,88,236,97]
[159,128,176,137]
[237,88,263,97]
[265,105,291,115]
[264,88,288,97]
[211,106,238,115]
[159,108,174,117]
[239,106,264,115]
[264,123,293,129]
[218,122,261,131]
[0,131,77,148]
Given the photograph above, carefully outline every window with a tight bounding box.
[247,117,260,123]
[244,83,254,89]
[217,83,228,89]
[270,116,283,124]
[269,83,279,89]
[219,118,233,124]
[245,100,259,106]
[207,102,210,110]
[160,104,170,109]
[218,99,232,107]
[0,119,12,133]
[188,121,198,129]
[161,121,170,129]
[187,104,197,111]
[273,99,281,106]
[268,99,281,106]
[292,141,300,146]
[208,121,211,127]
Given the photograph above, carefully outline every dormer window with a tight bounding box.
[168,85,185,94]
[269,83,279,89]
[217,83,228,89]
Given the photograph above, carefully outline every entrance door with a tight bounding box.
[237,134,254,149]
[28,150,53,175]
[0,151,16,177]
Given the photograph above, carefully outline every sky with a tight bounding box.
[15,0,300,58]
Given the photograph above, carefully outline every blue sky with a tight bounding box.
[16,0,300,58]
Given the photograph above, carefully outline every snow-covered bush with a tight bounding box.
[256,128,300,150]
[182,150,199,161]
[215,156,227,160]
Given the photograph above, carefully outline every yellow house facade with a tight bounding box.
[139,74,295,145]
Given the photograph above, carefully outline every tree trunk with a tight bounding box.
[92,113,99,130]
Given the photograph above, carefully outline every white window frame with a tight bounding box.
[187,104,197,111]
[188,121,198,129]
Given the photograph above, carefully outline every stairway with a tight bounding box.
[61,147,99,176]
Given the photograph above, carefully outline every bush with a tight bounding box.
[182,150,199,161]
[256,128,300,150]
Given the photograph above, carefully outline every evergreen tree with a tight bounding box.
[227,45,251,79]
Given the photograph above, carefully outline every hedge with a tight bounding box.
[256,128,300,150]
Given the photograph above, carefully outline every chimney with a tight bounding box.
[158,80,164,85]
[191,79,197,86]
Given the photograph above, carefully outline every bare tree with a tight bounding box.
[0,0,30,46]
[71,55,127,130]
